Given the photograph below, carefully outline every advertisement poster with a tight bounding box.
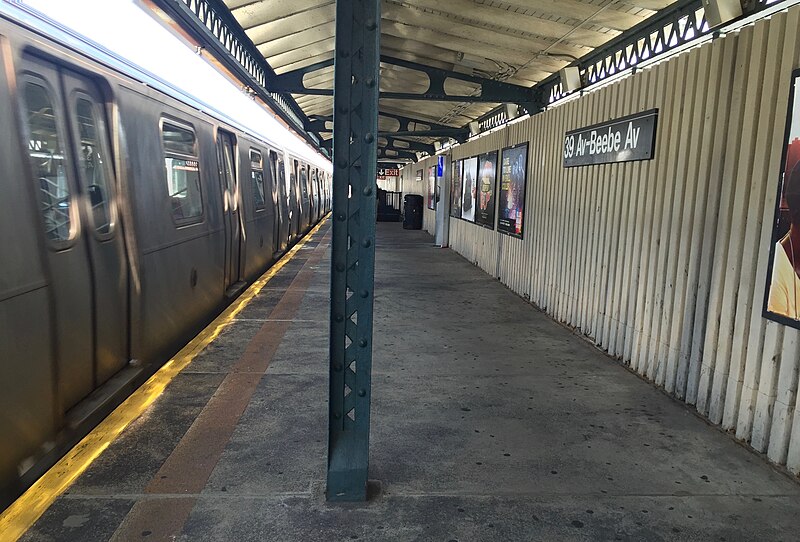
[765,69,800,327]
[498,143,528,238]
[450,159,463,218]
[461,156,478,222]
[427,166,436,210]
[475,151,498,229]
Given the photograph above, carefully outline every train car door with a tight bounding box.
[19,56,128,413]
[311,168,322,222]
[61,70,129,388]
[298,163,310,230]
[316,170,323,218]
[308,168,317,224]
[269,150,287,254]
[276,154,292,247]
[217,129,244,295]
[289,161,300,240]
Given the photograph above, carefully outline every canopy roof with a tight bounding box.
[223,0,679,159]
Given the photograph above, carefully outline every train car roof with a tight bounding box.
[0,0,331,172]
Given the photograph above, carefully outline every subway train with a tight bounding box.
[0,5,331,507]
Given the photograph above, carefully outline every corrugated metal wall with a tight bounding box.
[411,7,800,474]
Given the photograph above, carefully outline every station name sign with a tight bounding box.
[563,109,658,167]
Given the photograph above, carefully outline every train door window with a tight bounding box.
[280,158,288,197]
[268,151,278,195]
[300,165,309,201]
[23,80,73,243]
[161,121,203,223]
[250,148,266,211]
[278,157,290,210]
[75,96,113,236]
[274,154,288,206]
[311,169,317,198]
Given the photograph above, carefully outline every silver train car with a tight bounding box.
[0,6,331,507]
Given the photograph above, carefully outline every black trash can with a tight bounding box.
[403,194,423,230]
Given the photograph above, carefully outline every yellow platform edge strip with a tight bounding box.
[0,218,327,541]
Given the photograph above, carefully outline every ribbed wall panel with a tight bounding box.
[400,7,800,474]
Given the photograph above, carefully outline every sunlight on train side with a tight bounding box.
[23,0,330,171]
[0,220,327,541]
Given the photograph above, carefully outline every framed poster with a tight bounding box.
[450,159,463,218]
[764,68,800,327]
[475,150,498,229]
[427,165,436,210]
[461,156,478,222]
[498,142,528,238]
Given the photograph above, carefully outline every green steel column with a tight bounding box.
[326,0,380,502]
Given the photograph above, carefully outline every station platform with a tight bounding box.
[18,220,800,541]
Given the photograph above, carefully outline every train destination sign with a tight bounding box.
[563,109,658,167]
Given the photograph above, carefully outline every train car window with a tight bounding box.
[161,122,203,223]
[75,97,112,235]
[250,149,266,211]
[23,81,73,242]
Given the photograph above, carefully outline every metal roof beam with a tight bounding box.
[379,136,435,154]
[378,55,539,107]
[378,128,469,141]
[304,114,332,133]
[272,57,334,93]
[377,111,454,132]
[305,112,455,134]
[272,55,543,109]
[377,148,417,160]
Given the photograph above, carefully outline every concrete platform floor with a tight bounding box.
[19,221,800,542]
